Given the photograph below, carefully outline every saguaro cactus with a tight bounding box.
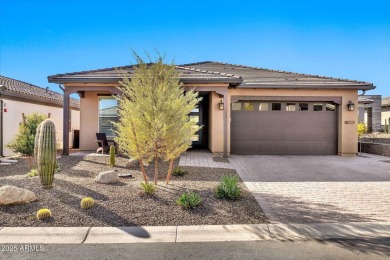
[34,119,56,189]
[109,145,115,166]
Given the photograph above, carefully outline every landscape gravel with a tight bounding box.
[0,154,269,227]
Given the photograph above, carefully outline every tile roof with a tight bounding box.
[180,61,375,90]
[48,64,242,84]
[47,61,375,90]
[0,75,80,108]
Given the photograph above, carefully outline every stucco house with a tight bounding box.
[48,61,375,157]
[381,97,390,126]
[358,95,381,132]
[0,75,80,156]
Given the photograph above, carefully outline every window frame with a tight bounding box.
[271,102,282,111]
[231,102,242,111]
[286,103,296,112]
[98,96,118,138]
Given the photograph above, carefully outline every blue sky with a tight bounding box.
[1,0,389,96]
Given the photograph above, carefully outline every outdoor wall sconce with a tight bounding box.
[218,99,224,110]
[347,100,355,111]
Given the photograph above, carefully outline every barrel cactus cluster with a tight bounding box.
[36,208,52,220]
[34,119,57,189]
[80,197,95,209]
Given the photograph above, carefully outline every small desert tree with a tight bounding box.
[162,84,200,184]
[6,113,47,168]
[357,122,368,154]
[115,52,200,184]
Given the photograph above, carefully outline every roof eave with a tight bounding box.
[237,84,375,90]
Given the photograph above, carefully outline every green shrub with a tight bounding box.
[173,167,186,176]
[140,182,155,195]
[176,192,202,210]
[215,175,241,200]
[357,122,368,137]
[6,113,47,169]
[26,169,38,177]
[36,208,52,220]
[80,197,95,209]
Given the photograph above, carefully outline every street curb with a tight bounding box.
[0,227,89,244]
[0,222,389,244]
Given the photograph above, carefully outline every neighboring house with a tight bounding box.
[357,95,381,132]
[48,61,375,157]
[382,97,390,126]
[0,75,80,156]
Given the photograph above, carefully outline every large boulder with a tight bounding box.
[95,170,120,184]
[0,185,37,205]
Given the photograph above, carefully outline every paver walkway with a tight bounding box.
[180,152,390,224]
[0,158,18,166]
[179,151,234,169]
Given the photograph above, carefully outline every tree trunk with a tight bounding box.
[154,157,159,185]
[166,159,174,185]
[139,159,148,183]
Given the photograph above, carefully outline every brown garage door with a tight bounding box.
[231,101,338,155]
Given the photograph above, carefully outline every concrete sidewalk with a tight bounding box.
[1,222,389,244]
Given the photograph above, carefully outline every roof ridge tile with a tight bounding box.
[204,61,371,85]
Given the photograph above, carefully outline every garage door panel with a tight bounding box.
[231,141,337,155]
[232,112,335,127]
[232,126,336,141]
[231,101,337,155]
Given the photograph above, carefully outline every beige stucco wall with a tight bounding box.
[79,91,100,150]
[223,88,358,156]
[208,92,224,152]
[2,98,80,156]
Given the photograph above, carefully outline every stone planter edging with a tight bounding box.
[359,142,390,157]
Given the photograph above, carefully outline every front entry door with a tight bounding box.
[190,105,202,146]
[190,93,209,148]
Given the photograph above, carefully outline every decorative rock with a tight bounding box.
[118,170,142,178]
[95,170,120,184]
[118,173,132,178]
[126,159,138,168]
[0,185,37,205]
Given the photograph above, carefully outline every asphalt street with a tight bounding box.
[1,239,389,260]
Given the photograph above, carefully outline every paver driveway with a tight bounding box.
[229,154,390,224]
